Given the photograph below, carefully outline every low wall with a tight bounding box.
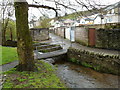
[96,29,120,50]
[30,28,49,41]
[67,47,120,75]
[75,26,88,46]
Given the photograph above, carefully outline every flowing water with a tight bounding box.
[54,60,119,88]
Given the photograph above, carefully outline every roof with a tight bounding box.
[64,19,74,23]
[85,18,94,21]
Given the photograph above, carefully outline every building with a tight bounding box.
[104,1,120,23]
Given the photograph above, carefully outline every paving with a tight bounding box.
[0,60,19,89]
[49,33,120,56]
[1,33,119,89]
[1,33,119,73]
[34,49,67,59]
[0,60,19,72]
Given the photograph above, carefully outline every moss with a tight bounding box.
[68,47,120,75]
[81,62,93,68]
[69,58,77,63]
[3,60,66,88]
[76,40,88,46]
[97,66,119,75]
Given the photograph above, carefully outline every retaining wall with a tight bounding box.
[67,47,120,75]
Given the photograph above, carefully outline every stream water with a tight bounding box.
[53,60,119,88]
[40,34,120,88]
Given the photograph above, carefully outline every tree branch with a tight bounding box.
[28,4,58,17]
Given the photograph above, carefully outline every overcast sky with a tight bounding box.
[0,0,120,21]
[26,0,120,20]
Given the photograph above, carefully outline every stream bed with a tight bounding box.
[54,60,119,88]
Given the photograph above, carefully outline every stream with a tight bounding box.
[45,58,119,88]
[40,33,119,88]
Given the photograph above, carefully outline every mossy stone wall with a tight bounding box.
[67,48,120,75]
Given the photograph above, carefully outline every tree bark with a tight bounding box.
[15,2,36,71]
[2,28,6,45]
[10,27,13,41]
[2,18,9,45]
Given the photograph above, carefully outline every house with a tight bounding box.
[29,19,36,28]
[79,18,86,24]
[63,19,74,27]
[78,16,94,25]
[50,19,55,26]
[84,17,94,24]
[54,21,61,28]
[91,14,105,24]
[103,1,120,23]
[29,19,40,28]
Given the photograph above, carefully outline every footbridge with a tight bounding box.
[33,43,67,59]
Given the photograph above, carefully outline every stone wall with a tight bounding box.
[53,27,65,38]
[60,27,65,38]
[95,29,120,50]
[67,47,120,75]
[30,28,49,41]
[75,26,88,46]
[52,26,120,50]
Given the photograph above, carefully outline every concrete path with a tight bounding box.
[0,60,19,72]
[1,33,119,72]
[34,49,67,59]
[49,33,120,56]
[0,60,19,89]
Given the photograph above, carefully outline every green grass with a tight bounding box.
[3,60,66,88]
[1,46,18,65]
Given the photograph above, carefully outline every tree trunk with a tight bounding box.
[2,18,9,46]
[10,28,13,41]
[2,28,6,45]
[15,2,36,71]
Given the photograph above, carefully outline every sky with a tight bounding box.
[0,0,120,21]
[26,0,120,20]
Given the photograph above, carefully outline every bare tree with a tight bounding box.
[1,0,14,45]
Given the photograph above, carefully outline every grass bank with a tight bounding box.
[1,46,18,65]
[2,60,66,88]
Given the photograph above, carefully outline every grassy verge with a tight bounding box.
[2,60,66,88]
[1,46,18,65]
